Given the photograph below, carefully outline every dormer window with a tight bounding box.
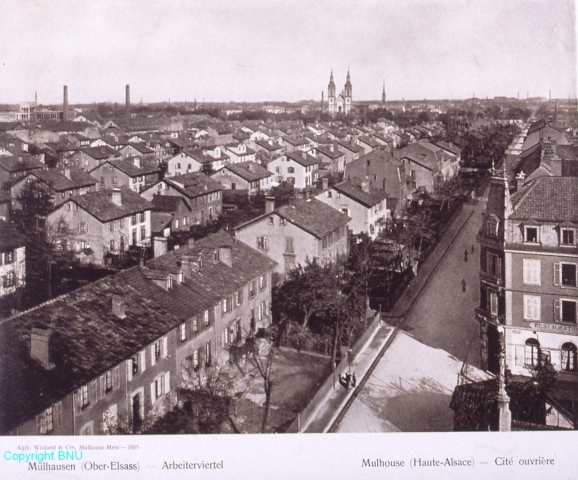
[525,226,538,243]
[167,276,173,289]
[179,272,184,283]
[561,228,575,246]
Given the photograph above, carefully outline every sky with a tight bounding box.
[1,0,576,104]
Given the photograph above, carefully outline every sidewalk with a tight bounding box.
[302,322,395,433]
[384,204,475,323]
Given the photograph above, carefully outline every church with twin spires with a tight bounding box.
[327,69,352,116]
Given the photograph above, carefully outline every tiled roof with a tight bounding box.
[396,143,442,171]
[150,212,174,232]
[103,158,160,177]
[30,168,96,191]
[34,120,95,132]
[166,171,223,198]
[285,151,319,167]
[70,186,153,222]
[282,136,309,147]
[80,145,121,160]
[436,141,461,155]
[333,181,388,208]
[358,136,380,147]
[275,198,350,238]
[183,147,229,164]
[146,230,277,301]
[0,267,182,434]
[510,177,578,222]
[0,155,45,173]
[222,161,273,182]
[0,219,25,251]
[255,140,283,151]
[125,142,154,154]
[151,194,191,213]
[317,145,344,159]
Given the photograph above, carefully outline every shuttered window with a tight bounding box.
[523,295,541,321]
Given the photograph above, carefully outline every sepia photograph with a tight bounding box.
[0,0,577,477]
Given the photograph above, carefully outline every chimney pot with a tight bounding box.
[361,178,370,193]
[30,328,55,369]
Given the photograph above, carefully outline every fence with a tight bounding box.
[286,309,382,433]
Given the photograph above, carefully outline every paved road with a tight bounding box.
[336,191,490,432]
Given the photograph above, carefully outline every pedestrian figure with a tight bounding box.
[471,244,475,255]
[462,278,467,292]
[464,250,468,262]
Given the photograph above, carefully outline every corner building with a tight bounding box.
[477,172,578,383]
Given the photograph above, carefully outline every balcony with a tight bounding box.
[480,271,504,288]
[475,307,505,325]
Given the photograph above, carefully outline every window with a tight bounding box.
[193,349,200,369]
[105,370,113,393]
[152,373,170,401]
[489,291,498,315]
[38,407,54,435]
[285,255,296,272]
[179,323,187,342]
[258,301,267,320]
[204,309,210,326]
[288,167,295,174]
[131,354,139,376]
[205,342,211,367]
[525,226,538,243]
[120,218,124,228]
[222,297,231,314]
[154,341,161,361]
[167,276,173,289]
[326,191,332,198]
[525,339,541,367]
[250,280,257,298]
[139,212,145,223]
[286,237,294,253]
[112,176,118,185]
[322,236,328,249]
[523,259,540,285]
[192,316,199,334]
[561,343,577,372]
[257,236,268,250]
[140,227,146,241]
[561,300,577,323]
[341,208,348,216]
[109,221,115,232]
[79,222,87,233]
[523,295,541,321]
[175,218,180,229]
[235,289,243,306]
[269,217,274,225]
[276,166,281,173]
[259,274,267,290]
[561,263,577,287]
[486,217,497,238]
[132,177,137,184]
[131,214,137,225]
[79,385,89,409]
[109,239,116,251]
[561,228,575,246]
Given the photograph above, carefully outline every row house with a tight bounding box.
[338,141,364,165]
[118,142,155,161]
[89,157,161,193]
[223,143,256,164]
[67,146,121,171]
[141,172,223,225]
[166,147,229,177]
[280,136,311,153]
[235,196,351,283]
[267,151,319,190]
[0,154,45,186]
[150,195,193,234]
[210,161,273,194]
[0,231,276,436]
[0,220,25,299]
[345,151,405,218]
[253,139,284,160]
[11,167,97,208]
[316,179,390,239]
[357,136,380,154]
[46,187,153,266]
[315,144,346,173]
[477,174,578,391]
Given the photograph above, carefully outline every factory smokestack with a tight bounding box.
[63,85,69,122]
[126,84,131,118]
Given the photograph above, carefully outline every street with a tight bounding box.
[336,190,490,432]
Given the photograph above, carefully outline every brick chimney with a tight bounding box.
[112,295,126,319]
[265,196,275,214]
[111,187,122,206]
[30,328,55,369]
[133,157,140,168]
[361,178,370,193]
[515,171,526,191]
[219,245,232,268]
[63,85,69,122]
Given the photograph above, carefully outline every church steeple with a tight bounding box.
[328,70,336,96]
